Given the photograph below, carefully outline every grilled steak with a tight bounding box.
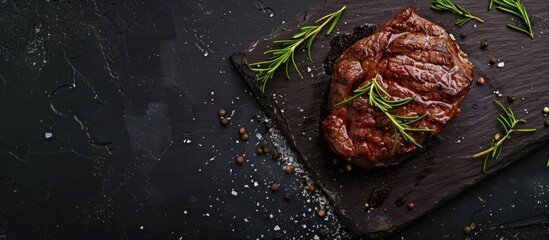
[322,7,474,169]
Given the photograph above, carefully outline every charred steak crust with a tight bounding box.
[322,7,474,169]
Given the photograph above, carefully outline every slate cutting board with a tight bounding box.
[231,0,549,238]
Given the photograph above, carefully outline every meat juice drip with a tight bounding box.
[366,186,391,209]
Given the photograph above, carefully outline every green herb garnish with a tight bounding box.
[335,74,435,151]
[248,6,346,92]
[489,0,534,38]
[473,100,536,172]
[431,0,485,26]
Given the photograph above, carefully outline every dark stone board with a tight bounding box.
[232,0,549,238]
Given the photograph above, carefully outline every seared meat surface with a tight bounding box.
[322,7,474,169]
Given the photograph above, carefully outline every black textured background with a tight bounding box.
[0,0,548,239]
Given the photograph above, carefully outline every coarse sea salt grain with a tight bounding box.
[497,62,505,68]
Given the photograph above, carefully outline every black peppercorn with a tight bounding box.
[220,118,228,126]
[469,222,476,230]
[481,40,488,50]
[272,152,281,160]
[407,202,415,210]
[270,183,279,192]
[317,209,326,218]
[284,165,294,174]
[283,191,292,201]
[345,164,352,172]
[464,226,472,234]
[507,94,516,103]
[545,119,549,127]
[239,127,247,135]
[308,184,316,192]
[489,57,497,64]
[235,155,244,165]
[256,148,264,155]
[218,108,226,117]
[459,32,467,39]
[319,227,329,236]
[264,122,273,129]
[241,133,249,141]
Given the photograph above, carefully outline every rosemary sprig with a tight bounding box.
[489,0,534,38]
[431,0,484,26]
[473,100,536,172]
[248,6,346,92]
[335,74,435,151]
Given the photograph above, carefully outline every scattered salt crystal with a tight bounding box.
[184,210,188,214]
[307,67,312,72]
[231,190,238,196]
[274,225,281,231]
[254,182,259,187]
[244,218,249,223]
[45,132,52,139]
[140,226,144,230]
[497,62,505,68]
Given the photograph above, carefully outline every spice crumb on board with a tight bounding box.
[480,39,488,49]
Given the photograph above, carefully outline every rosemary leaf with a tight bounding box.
[431,0,484,27]
[473,100,537,172]
[489,0,534,38]
[248,6,346,92]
